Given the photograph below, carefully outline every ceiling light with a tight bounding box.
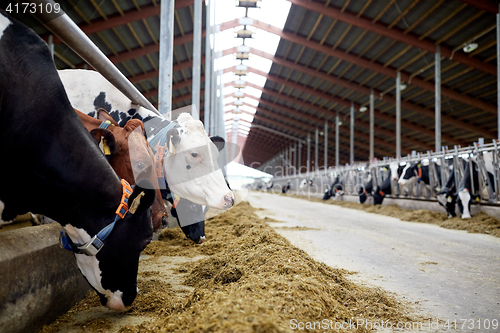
[399,83,407,91]
[359,106,367,112]
[338,121,343,126]
[463,43,478,53]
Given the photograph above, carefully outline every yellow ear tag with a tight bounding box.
[475,197,480,202]
[417,163,421,168]
[103,140,111,155]
[447,196,453,203]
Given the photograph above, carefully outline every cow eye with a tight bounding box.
[191,152,199,158]
[135,162,145,170]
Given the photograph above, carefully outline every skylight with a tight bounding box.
[211,0,291,141]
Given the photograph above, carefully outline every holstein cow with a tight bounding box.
[76,108,169,231]
[299,179,314,189]
[398,161,441,188]
[457,153,495,219]
[323,174,344,200]
[58,69,235,210]
[0,12,155,310]
[159,136,227,244]
[358,176,373,204]
[372,170,393,205]
[436,171,459,218]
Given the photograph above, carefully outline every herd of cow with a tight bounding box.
[322,152,497,220]
[0,12,235,311]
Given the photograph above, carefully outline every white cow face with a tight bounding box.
[163,113,234,210]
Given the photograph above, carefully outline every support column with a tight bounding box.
[324,120,328,172]
[497,4,500,139]
[204,0,211,131]
[335,114,339,167]
[298,141,302,175]
[350,102,354,165]
[435,45,441,151]
[48,35,54,59]
[307,133,311,175]
[159,0,175,120]
[370,89,374,161]
[315,127,319,173]
[192,0,202,120]
[294,141,298,176]
[396,71,402,159]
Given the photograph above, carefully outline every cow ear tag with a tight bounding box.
[475,197,480,202]
[417,163,421,168]
[447,196,453,203]
[129,192,145,214]
[98,136,111,155]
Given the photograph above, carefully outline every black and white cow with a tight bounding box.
[435,161,464,218]
[0,12,155,310]
[358,177,373,204]
[323,175,344,200]
[282,181,291,194]
[58,69,234,210]
[457,153,495,219]
[398,161,441,188]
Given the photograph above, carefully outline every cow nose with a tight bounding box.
[224,194,235,208]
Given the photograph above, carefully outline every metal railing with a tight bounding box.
[255,140,500,206]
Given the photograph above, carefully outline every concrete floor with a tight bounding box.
[246,191,500,328]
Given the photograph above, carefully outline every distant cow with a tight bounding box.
[282,181,291,194]
[299,179,314,189]
[76,108,168,231]
[398,161,441,188]
[323,175,344,200]
[0,11,155,311]
[435,171,458,218]
[358,177,373,204]
[457,153,495,219]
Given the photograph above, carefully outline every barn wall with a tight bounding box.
[0,224,91,333]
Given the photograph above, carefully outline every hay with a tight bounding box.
[292,194,500,238]
[39,201,418,333]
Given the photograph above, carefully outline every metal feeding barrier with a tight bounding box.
[256,140,500,207]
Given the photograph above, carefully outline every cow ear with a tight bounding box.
[90,128,117,155]
[129,180,156,215]
[97,108,119,126]
[210,136,225,151]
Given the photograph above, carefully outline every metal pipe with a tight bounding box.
[350,102,354,165]
[298,141,302,175]
[315,127,319,172]
[324,120,328,172]
[497,5,500,139]
[204,0,211,131]
[289,145,293,176]
[307,133,311,175]
[32,0,159,114]
[192,0,202,120]
[158,0,175,119]
[370,89,374,161]
[396,71,402,159]
[335,113,339,167]
[435,45,441,152]
[294,141,298,176]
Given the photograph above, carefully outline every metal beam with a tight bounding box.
[369,89,374,161]
[158,0,175,120]
[396,72,402,159]
[435,46,441,151]
[251,20,497,114]
[458,0,498,13]
[288,0,496,75]
[350,102,354,165]
[249,48,493,140]
[192,0,202,120]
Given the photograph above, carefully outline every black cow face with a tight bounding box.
[93,181,155,309]
[372,186,385,205]
[436,190,457,218]
[174,198,207,244]
[322,188,333,200]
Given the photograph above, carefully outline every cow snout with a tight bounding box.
[223,193,235,208]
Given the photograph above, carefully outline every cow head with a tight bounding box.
[174,199,207,244]
[90,109,168,231]
[163,113,234,210]
[398,162,420,186]
[372,186,385,205]
[436,188,457,218]
[322,188,333,200]
[64,181,155,311]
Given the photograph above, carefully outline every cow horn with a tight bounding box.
[129,192,145,214]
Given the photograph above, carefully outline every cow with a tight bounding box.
[161,185,207,244]
[372,170,393,205]
[76,108,168,231]
[57,69,235,210]
[358,177,373,203]
[323,175,344,200]
[282,181,291,194]
[436,171,458,218]
[0,11,155,310]
[457,153,495,219]
[299,179,314,189]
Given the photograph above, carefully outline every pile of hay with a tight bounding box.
[294,194,500,237]
[40,201,417,333]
